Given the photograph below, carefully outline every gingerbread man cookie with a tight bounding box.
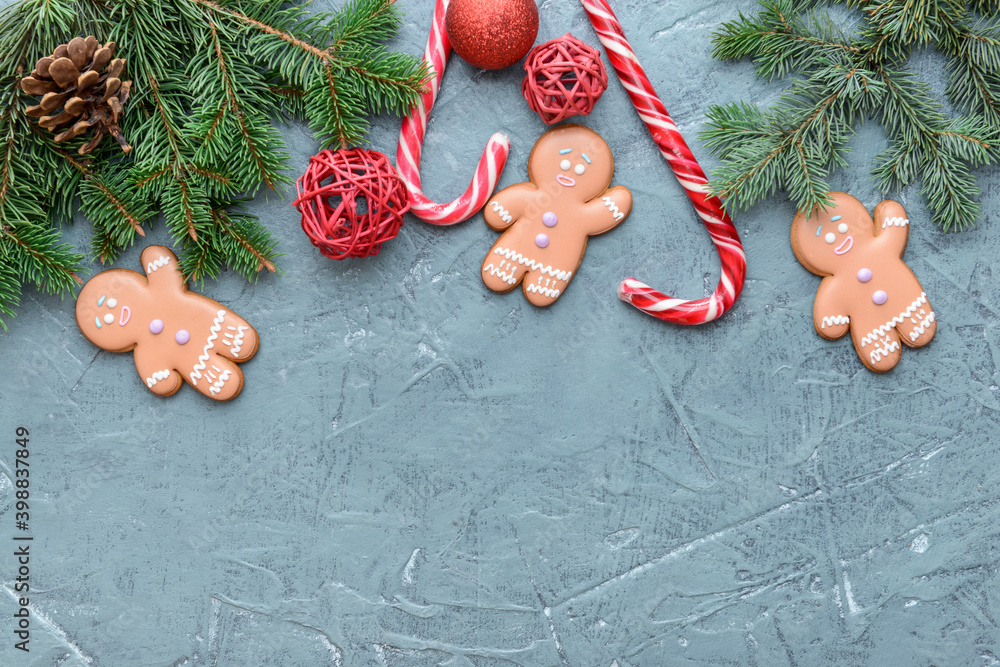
[481,124,632,306]
[75,246,259,400]
[791,192,936,372]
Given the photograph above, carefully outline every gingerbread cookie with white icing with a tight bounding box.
[75,246,259,400]
[791,192,936,372]
[481,124,632,306]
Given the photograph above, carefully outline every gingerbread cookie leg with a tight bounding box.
[897,295,937,347]
[482,239,530,293]
[522,268,569,307]
[216,313,260,362]
[188,357,244,401]
[134,352,183,397]
[852,322,903,372]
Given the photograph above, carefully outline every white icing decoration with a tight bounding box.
[574,164,585,175]
[601,196,625,222]
[229,326,249,357]
[882,216,909,228]
[560,159,571,170]
[146,369,172,388]
[107,298,117,308]
[837,223,848,234]
[909,311,935,341]
[859,293,927,348]
[146,255,172,273]
[103,313,114,324]
[526,283,561,298]
[190,310,226,386]
[820,315,850,329]
[870,340,900,365]
[209,370,231,395]
[824,232,836,244]
[490,201,512,224]
[483,263,518,285]
[492,247,572,281]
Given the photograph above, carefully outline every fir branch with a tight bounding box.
[946,18,1000,124]
[189,0,331,65]
[177,236,225,285]
[713,1,860,79]
[61,150,150,239]
[0,257,20,329]
[706,0,1000,231]
[187,19,290,192]
[211,205,280,277]
[1,223,83,293]
[0,0,426,329]
[190,0,427,148]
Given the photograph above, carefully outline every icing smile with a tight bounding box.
[556,174,575,187]
[834,236,854,255]
[118,305,131,326]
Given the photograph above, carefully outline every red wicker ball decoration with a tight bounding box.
[294,148,410,260]
[521,33,609,125]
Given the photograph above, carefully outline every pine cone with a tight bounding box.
[20,36,132,155]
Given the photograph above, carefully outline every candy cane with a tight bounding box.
[396,0,510,225]
[581,0,747,324]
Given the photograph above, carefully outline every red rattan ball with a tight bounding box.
[293,148,410,260]
[521,34,609,125]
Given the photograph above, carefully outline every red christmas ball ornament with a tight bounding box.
[522,33,608,125]
[293,148,410,260]
[445,0,539,70]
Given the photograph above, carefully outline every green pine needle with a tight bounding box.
[0,0,429,330]
[705,0,1000,232]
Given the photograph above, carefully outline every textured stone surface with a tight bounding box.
[3,0,1000,665]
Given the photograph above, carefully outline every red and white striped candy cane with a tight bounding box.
[396,0,510,225]
[581,0,747,324]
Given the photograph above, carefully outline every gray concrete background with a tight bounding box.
[3,0,1000,664]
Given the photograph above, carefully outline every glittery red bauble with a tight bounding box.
[445,0,539,70]
[293,148,409,260]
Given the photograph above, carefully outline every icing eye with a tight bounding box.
[560,159,571,171]
[837,223,848,234]
[574,164,586,175]
[103,313,114,324]
[824,232,836,244]
[106,298,118,308]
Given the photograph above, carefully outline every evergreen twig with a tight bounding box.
[0,0,429,330]
[705,0,1000,231]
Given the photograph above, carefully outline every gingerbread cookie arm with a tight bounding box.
[871,200,910,257]
[583,185,632,235]
[484,183,537,231]
[813,279,850,340]
[133,349,183,397]
[139,246,186,292]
